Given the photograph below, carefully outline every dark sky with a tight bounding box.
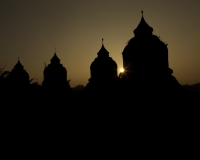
[0,0,200,87]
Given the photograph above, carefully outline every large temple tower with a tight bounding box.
[42,52,71,95]
[120,12,184,97]
[85,39,118,96]
[6,58,29,88]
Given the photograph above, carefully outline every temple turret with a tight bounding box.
[42,52,71,95]
[133,11,153,37]
[85,39,118,96]
[120,12,185,99]
[122,11,172,79]
[90,39,117,81]
[6,58,29,87]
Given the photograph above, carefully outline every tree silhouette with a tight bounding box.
[72,84,85,94]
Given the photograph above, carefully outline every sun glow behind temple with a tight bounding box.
[120,68,124,73]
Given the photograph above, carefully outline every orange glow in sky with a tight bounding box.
[120,68,124,73]
[0,1,200,87]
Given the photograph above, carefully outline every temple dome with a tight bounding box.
[97,44,109,57]
[120,12,185,101]
[90,39,117,80]
[122,12,170,75]
[133,13,153,36]
[14,59,24,69]
[42,52,72,96]
[50,53,60,64]
[6,58,29,87]
[85,40,119,96]
[43,53,67,87]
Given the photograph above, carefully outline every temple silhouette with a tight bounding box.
[42,53,71,93]
[1,12,199,153]
[6,58,29,89]
[0,12,195,106]
[119,12,186,102]
[84,39,119,98]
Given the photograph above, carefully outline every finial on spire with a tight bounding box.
[141,10,143,16]
[18,57,19,61]
[55,47,56,53]
[102,38,104,45]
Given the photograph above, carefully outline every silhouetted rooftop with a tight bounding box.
[14,59,24,69]
[134,11,153,36]
[50,53,60,63]
[97,39,109,56]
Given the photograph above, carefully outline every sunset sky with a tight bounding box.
[0,0,200,87]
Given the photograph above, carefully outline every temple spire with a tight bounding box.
[50,52,60,64]
[14,57,23,69]
[97,38,109,56]
[133,11,153,36]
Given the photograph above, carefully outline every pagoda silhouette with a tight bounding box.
[84,39,119,98]
[120,11,186,101]
[6,58,29,88]
[0,12,191,106]
[42,52,72,99]
[2,58,31,103]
